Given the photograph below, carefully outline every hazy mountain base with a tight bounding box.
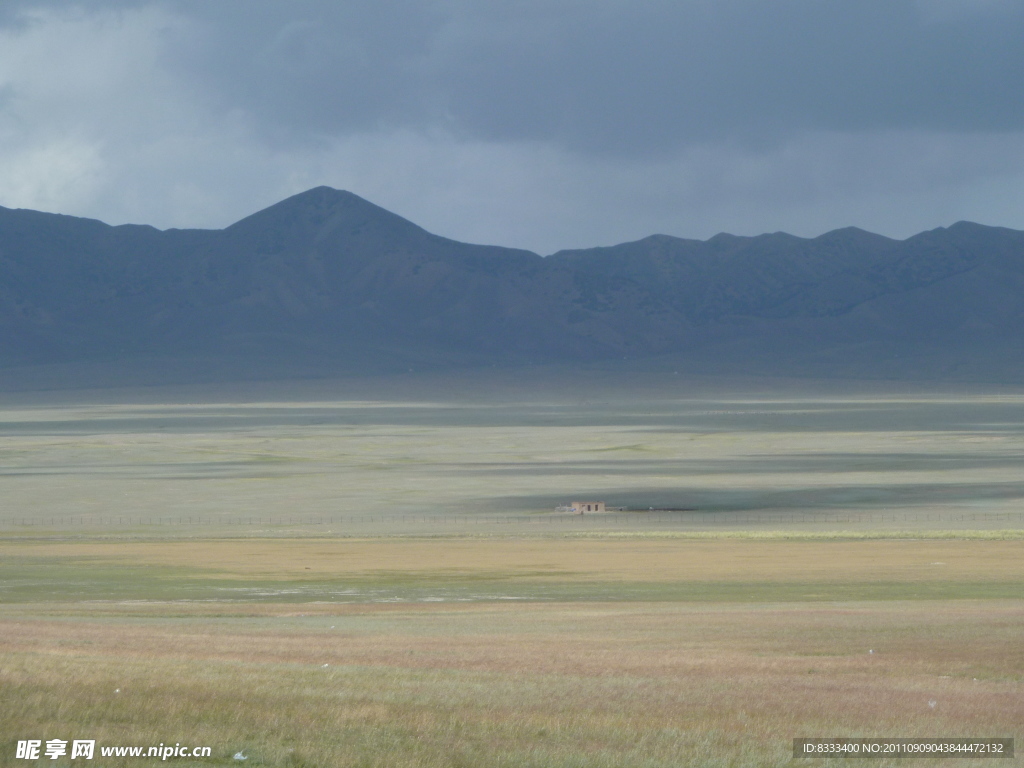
[2,328,1024,398]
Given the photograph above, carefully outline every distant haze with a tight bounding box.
[1,1,1024,253]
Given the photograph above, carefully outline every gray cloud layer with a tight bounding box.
[135,1,1024,148]
[1,1,1023,252]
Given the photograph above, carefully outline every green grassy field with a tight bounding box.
[1,383,1022,766]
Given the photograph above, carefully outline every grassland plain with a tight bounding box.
[1,534,1021,767]
[5,384,1024,532]
[1,383,1023,766]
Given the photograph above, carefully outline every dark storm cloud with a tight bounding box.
[57,0,1024,154]
[2,1,1023,252]
[430,0,1024,152]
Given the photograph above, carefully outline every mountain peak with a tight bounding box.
[224,186,426,244]
[280,186,364,207]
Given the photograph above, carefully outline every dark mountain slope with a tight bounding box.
[0,188,640,364]
[2,186,1023,380]
[549,227,904,323]
[195,187,596,358]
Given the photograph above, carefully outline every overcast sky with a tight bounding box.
[1,0,1022,253]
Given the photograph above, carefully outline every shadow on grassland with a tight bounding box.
[485,480,1024,514]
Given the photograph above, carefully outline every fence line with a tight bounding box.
[2,510,1024,529]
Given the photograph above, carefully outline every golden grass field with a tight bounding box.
[3,535,1023,583]
[1,385,1023,766]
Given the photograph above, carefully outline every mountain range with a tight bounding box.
[2,186,1024,383]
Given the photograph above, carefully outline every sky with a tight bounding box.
[1,0,1023,254]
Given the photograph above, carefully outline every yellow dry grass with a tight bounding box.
[2,536,1021,583]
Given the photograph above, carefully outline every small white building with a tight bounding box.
[569,500,605,514]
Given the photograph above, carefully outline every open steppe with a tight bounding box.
[4,373,1024,533]
[1,377,1022,766]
